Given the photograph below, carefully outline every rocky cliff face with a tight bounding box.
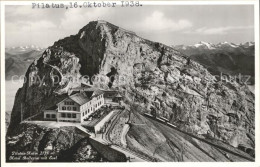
[7,21,255,153]
[6,123,109,162]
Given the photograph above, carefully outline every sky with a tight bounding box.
[5,5,254,48]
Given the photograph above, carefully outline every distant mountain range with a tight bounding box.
[5,46,45,80]
[172,41,255,84]
[5,45,45,54]
[172,41,254,56]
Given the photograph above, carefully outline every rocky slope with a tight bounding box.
[7,21,255,160]
[5,50,44,80]
[6,122,126,162]
[172,42,255,84]
[126,110,253,161]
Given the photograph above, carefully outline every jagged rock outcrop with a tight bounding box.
[7,21,255,156]
[6,123,108,162]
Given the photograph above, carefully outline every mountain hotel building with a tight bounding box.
[44,88,104,123]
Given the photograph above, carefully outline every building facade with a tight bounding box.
[44,88,105,123]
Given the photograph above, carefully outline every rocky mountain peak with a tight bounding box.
[194,41,215,49]
[7,21,255,155]
[243,41,255,47]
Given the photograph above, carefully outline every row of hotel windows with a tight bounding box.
[82,98,103,110]
[98,101,102,106]
[61,98,103,112]
[64,101,75,105]
[82,107,92,116]
[97,94,103,100]
[46,114,56,119]
[83,107,92,116]
[82,100,103,116]
[82,102,91,110]
[61,113,77,118]
[62,106,77,111]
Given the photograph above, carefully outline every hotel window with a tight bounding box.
[73,107,76,111]
[46,114,50,118]
[62,106,66,110]
[51,114,56,119]
[88,109,90,113]
[83,112,84,116]
[70,102,74,105]
[67,107,71,111]
[72,114,76,118]
[61,113,66,118]
[67,113,72,118]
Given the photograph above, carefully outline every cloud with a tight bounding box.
[185,25,254,35]
[6,6,33,18]
[6,20,57,33]
[23,21,57,32]
[5,6,110,47]
[136,11,192,32]
[6,20,59,47]
[60,8,110,33]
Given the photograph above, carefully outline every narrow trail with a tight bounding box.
[43,61,63,80]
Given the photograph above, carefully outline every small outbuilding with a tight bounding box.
[44,105,58,121]
[113,93,123,103]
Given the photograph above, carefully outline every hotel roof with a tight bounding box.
[69,92,91,105]
[83,88,104,98]
[69,86,104,97]
[45,105,58,110]
[57,87,104,106]
[115,93,123,98]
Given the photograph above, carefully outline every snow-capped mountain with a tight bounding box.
[193,41,216,49]
[243,42,255,48]
[5,45,45,80]
[172,41,255,56]
[172,41,255,84]
[216,41,239,48]
[5,45,45,54]
[173,41,215,51]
